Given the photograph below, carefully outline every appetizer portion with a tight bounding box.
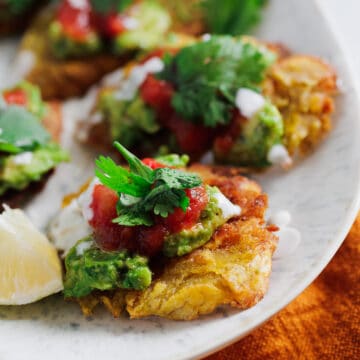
[49,143,277,320]
[79,35,337,169]
[0,82,68,202]
[16,0,267,100]
[16,0,188,100]
[0,206,63,305]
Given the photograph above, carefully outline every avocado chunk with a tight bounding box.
[214,99,284,167]
[163,186,239,257]
[98,91,160,148]
[48,21,102,59]
[64,237,152,298]
[0,143,69,195]
[113,1,171,53]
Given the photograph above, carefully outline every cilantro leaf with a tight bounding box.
[90,0,132,14]
[114,141,154,182]
[0,106,50,154]
[95,155,152,197]
[158,36,276,127]
[95,142,202,226]
[202,0,267,35]
[154,168,201,190]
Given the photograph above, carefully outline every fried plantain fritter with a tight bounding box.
[77,164,277,320]
[263,55,337,155]
[18,9,125,100]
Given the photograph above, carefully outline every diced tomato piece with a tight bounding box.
[166,113,216,157]
[142,158,166,170]
[135,224,168,257]
[3,89,27,106]
[214,110,245,155]
[140,74,174,122]
[163,186,208,233]
[101,12,127,37]
[90,184,136,252]
[57,0,94,41]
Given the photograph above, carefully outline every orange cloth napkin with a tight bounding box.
[207,215,360,360]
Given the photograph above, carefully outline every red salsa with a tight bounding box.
[57,0,95,41]
[3,89,27,107]
[140,73,216,157]
[89,159,208,257]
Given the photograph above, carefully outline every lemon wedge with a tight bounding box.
[0,206,63,305]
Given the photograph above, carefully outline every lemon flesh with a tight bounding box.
[0,206,63,305]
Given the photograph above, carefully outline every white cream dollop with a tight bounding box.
[214,191,241,220]
[113,57,164,101]
[269,210,301,259]
[77,178,99,222]
[48,200,92,256]
[12,152,33,165]
[235,88,266,118]
[267,144,293,168]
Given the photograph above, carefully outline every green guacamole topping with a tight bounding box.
[214,99,284,167]
[0,82,69,195]
[98,92,160,148]
[64,237,152,298]
[113,1,171,54]
[0,143,69,195]
[163,185,231,257]
[48,21,102,59]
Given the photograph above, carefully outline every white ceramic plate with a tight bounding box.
[0,0,360,359]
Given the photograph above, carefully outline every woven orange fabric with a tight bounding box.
[207,215,360,360]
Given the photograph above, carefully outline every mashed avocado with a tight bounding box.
[98,92,160,148]
[0,143,69,195]
[163,186,234,257]
[48,21,102,59]
[113,1,171,53]
[64,237,152,298]
[215,100,284,167]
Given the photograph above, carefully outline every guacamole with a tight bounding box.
[64,237,152,298]
[215,99,284,167]
[163,186,233,257]
[0,143,69,195]
[98,92,160,148]
[113,1,171,53]
[48,21,102,59]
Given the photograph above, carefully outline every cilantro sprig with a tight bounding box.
[0,105,51,154]
[158,36,276,127]
[202,0,267,35]
[90,0,132,14]
[95,142,202,226]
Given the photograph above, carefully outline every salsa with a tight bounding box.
[140,73,216,157]
[57,0,95,41]
[3,89,27,107]
[89,159,209,257]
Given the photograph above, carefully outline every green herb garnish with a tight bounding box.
[158,36,276,127]
[90,0,132,14]
[95,142,202,226]
[0,106,51,154]
[202,0,267,35]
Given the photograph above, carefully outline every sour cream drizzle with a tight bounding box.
[235,88,266,118]
[113,57,164,101]
[268,210,301,259]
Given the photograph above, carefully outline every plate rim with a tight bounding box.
[189,1,360,358]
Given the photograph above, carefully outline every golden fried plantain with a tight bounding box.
[263,55,337,155]
[18,9,125,100]
[78,164,277,320]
